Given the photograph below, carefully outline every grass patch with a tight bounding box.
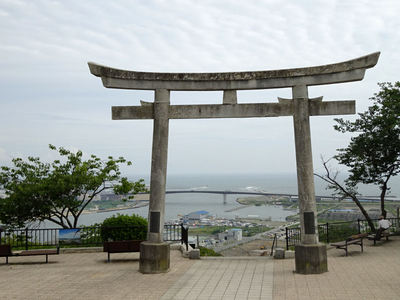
[189,226,226,235]
[242,226,272,237]
[199,246,222,257]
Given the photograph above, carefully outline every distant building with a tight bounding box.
[183,210,209,221]
[100,193,123,201]
[320,208,383,221]
[218,228,242,242]
[329,209,355,212]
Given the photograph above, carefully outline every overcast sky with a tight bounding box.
[0,0,399,178]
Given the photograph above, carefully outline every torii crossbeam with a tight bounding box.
[88,52,379,274]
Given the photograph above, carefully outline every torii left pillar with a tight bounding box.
[292,85,327,274]
[139,89,170,273]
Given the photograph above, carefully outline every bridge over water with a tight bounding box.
[138,190,389,204]
[138,190,340,204]
[164,190,297,204]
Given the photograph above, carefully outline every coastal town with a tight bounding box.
[79,189,400,252]
[166,209,295,250]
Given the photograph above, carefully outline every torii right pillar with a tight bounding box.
[292,84,327,274]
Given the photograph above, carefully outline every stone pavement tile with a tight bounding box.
[17,238,400,300]
[162,257,274,299]
[163,259,273,299]
[298,296,312,300]
[273,236,400,300]
[208,297,224,300]
[0,250,194,300]
[260,297,273,300]
[235,292,250,299]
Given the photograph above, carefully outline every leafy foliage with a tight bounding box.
[316,82,400,229]
[318,223,359,243]
[188,226,226,236]
[100,214,148,241]
[334,82,400,217]
[0,145,148,228]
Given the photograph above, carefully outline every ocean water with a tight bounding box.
[74,173,400,227]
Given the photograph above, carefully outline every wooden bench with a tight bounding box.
[103,240,143,262]
[367,230,391,246]
[331,233,368,256]
[0,244,60,264]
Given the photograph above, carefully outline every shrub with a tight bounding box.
[319,223,359,243]
[79,224,102,246]
[199,246,222,257]
[100,214,148,241]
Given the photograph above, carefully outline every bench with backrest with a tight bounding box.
[103,240,143,262]
[0,244,60,264]
[330,233,368,256]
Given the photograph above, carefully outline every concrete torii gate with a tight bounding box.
[88,52,379,274]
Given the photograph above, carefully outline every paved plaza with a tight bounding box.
[0,236,399,299]
[273,236,400,300]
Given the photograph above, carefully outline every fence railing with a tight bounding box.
[270,233,277,256]
[285,217,400,250]
[0,224,188,250]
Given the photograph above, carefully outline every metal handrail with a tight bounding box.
[285,217,400,250]
[0,224,186,250]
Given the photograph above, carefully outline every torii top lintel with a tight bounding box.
[88,52,380,91]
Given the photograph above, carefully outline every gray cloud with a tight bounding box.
[0,0,399,175]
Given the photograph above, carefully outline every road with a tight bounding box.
[212,221,299,253]
[212,202,340,252]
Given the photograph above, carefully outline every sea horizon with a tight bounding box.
[73,172,400,227]
[128,172,400,198]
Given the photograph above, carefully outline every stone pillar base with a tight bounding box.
[139,242,170,274]
[295,243,327,274]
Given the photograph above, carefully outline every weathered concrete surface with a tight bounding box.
[2,237,400,299]
[139,241,170,274]
[309,100,355,115]
[284,250,295,258]
[147,88,169,243]
[88,52,379,90]
[223,90,237,104]
[0,250,193,300]
[274,248,285,259]
[292,85,328,273]
[292,85,319,245]
[98,70,367,90]
[112,100,355,120]
[88,52,379,82]
[162,257,274,299]
[139,89,171,274]
[275,236,400,299]
[294,244,328,274]
[188,249,200,259]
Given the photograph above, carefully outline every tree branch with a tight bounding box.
[75,185,108,223]
[315,158,376,231]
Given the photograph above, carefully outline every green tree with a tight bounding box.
[316,82,400,230]
[0,145,147,228]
